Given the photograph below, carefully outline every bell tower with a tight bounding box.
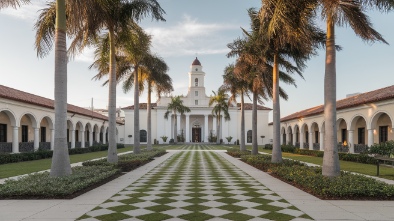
[188,57,207,105]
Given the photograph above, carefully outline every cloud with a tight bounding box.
[145,15,239,57]
[1,1,47,22]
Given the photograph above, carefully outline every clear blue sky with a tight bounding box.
[1,0,393,121]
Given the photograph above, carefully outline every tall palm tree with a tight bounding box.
[164,96,190,143]
[318,0,392,177]
[36,0,165,160]
[221,64,248,151]
[259,1,324,163]
[209,89,231,144]
[0,0,29,8]
[227,8,298,155]
[143,55,173,150]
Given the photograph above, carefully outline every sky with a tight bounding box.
[1,0,394,122]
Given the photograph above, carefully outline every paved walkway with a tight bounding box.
[0,145,394,221]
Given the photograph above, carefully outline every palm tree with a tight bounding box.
[0,0,29,8]
[164,96,190,143]
[209,89,231,144]
[259,1,324,163]
[318,0,392,177]
[221,64,248,151]
[36,0,165,160]
[143,55,173,150]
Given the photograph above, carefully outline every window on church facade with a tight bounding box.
[195,100,198,105]
[140,130,147,142]
[195,78,198,86]
[247,130,252,143]
[195,91,198,97]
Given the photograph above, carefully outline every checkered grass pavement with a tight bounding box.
[78,147,313,221]
[166,144,230,150]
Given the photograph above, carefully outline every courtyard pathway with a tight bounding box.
[1,145,394,221]
[78,147,311,221]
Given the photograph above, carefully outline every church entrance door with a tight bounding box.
[192,127,201,142]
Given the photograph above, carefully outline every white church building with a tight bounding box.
[122,58,272,145]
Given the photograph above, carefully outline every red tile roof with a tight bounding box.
[123,103,158,110]
[281,85,394,122]
[0,84,123,124]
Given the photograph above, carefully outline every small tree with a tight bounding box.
[160,136,168,143]
[225,136,233,144]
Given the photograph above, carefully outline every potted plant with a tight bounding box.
[161,136,168,143]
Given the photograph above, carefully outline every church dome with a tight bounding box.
[192,57,201,66]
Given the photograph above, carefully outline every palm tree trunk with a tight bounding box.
[252,90,258,155]
[50,0,71,177]
[106,28,118,163]
[216,113,220,144]
[240,92,246,151]
[147,81,152,150]
[322,18,340,177]
[173,111,177,143]
[134,66,140,153]
[271,52,282,163]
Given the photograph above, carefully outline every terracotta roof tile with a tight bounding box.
[281,85,394,122]
[123,103,157,110]
[0,84,123,123]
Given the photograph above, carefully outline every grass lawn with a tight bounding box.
[0,148,131,179]
[161,144,231,150]
[252,147,394,180]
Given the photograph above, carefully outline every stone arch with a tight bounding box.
[293,124,300,146]
[369,111,393,143]
[287,125,293,145]
[85,122,92,145]
[0,108,17,126]
[310,122,319,144]
[93,124,99,143]
[19,112,38,128]
[38,116,53,144]
[337,118,348,143]
[319,121,325,133]
[39,116,54,129]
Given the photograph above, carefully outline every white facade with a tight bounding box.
[123,58,272,145]
[0,86,125,153]
[269,86,394,153]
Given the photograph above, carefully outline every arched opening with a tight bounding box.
[75,122,83,148]
[247,130,252,143]
[350,115,367,153]
[39,116,53,150]
[85,123,92,147]
[371,112,393,144]
[140,130,147,143]
[287,126,293,145]
[19,113,37,152]
[311,122,319,150]
[194,78,198,86]
[0,109,17,153]
[93,124,99,145]
[294,125,300,147]
[281,127,286,145]
[337,118,348,152]
[303,124,309,149]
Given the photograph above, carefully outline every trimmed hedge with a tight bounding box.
[0,166,120,199]
[264,144,378,165]
[226,150,251,158]
[0,143,125,165]
[83,149,166,172]
[239,154,394,199]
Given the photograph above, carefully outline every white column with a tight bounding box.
[81,130,85,148]
[286,133,291,145]
[71,129,75,148]
[348,130,354,153]
[300,132,304,149]
[309,132,313,150]
[12,126,19,153]
[103,129,107,144]
[89,131,93,146]
[185,114,190,143]
[50,129,55,150]
[213,117,217,135]
[368,129,374,147]
[96,131,100,144]
[292,132,296,146]
[34,128,39,150]
[319,132,324,151]
[204,115,208,143]
[177,115,181,137]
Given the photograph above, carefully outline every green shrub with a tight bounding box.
[369,141,394,157]
[226,150,251,158]
[0,166,120,198]
[0,143,125,165]
[82,149,166,172]
[238,154,394,199]
[264,144,273,150]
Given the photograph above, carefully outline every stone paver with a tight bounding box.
[79,148,312,221]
